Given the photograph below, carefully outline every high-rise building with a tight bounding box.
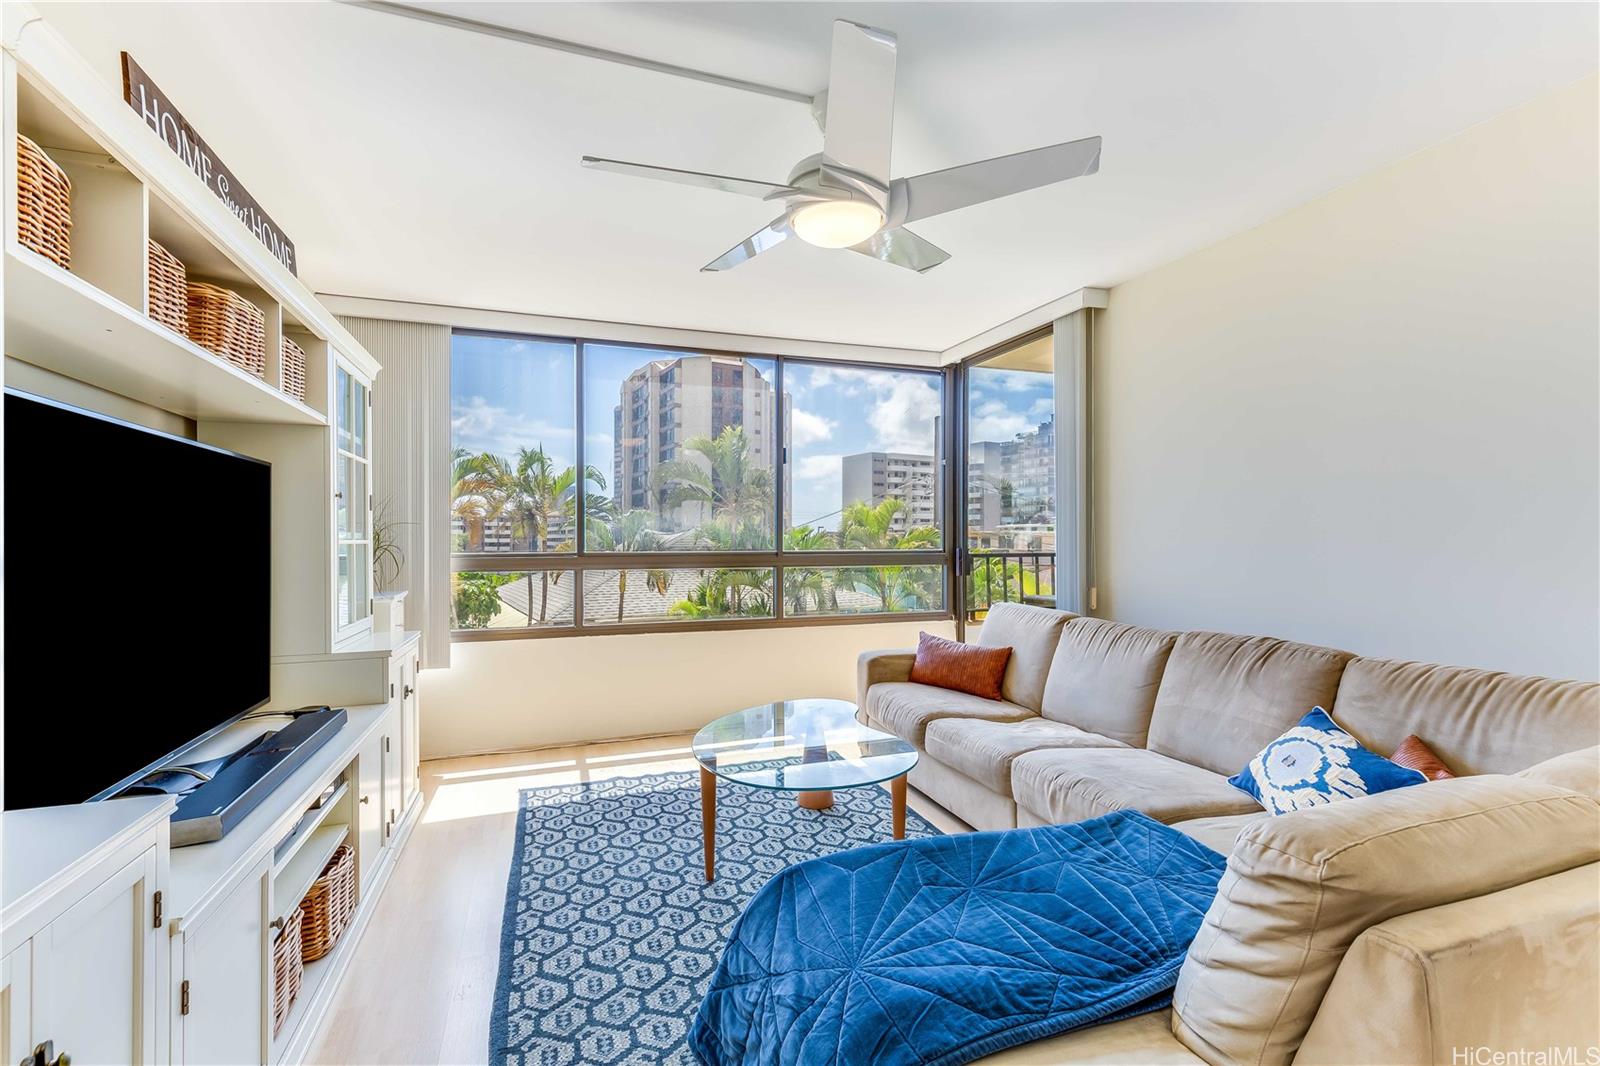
[841,451,941,534]
[612,355,788,528]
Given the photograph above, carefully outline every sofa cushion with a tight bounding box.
[1329,657,1600,775]
[1295,864,1600,1066]
[864,681,1033,747]
[925,717,1127,795]
[909,631,1012,700]
[1171,813,1267,855]
[1516,745,1600,800]
[1170,776,1600,1066]
[1039,618,1178,746]
[1229,707,1426,815]
[1011,748,1262,826]
[1390,733,1456,780]
[1146,632,1354,776]
[973,602,1075,711]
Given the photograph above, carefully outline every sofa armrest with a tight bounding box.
[1294,862,1600,1065]
[857,648,917,712]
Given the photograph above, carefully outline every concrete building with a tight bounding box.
[841,451,941,534]
[612,354,788,530]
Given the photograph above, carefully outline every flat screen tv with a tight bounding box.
[3,389,271,810]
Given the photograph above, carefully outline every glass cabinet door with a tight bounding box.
[335,363,373,635]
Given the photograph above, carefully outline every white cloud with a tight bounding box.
[452,396,574,462]
[869,374,942,453]
[795,454,843,480]
[970,399,1030,443]
[788,407,836,448]
[1029,397,1054,418]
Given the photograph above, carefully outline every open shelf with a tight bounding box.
[272,822,348,925]
[5,245,326,425]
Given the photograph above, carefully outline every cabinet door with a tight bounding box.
[400,654,420,809]
[32,846,160,1065]
[180,855,269,1066]
[357,727,384,892]
[2,943,31,1066]
[381,728,400,847]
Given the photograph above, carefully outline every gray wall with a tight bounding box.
[1092,76,1598,680]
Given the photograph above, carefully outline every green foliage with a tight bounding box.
[968,555,1053,610]
[451,571,515,629]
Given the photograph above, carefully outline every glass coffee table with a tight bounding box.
[691,698,918,881]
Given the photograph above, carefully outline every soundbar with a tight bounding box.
[166,707,348,846]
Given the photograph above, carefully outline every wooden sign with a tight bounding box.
[120,53,297,275]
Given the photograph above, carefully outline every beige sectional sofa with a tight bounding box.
[857,603,1600,1065]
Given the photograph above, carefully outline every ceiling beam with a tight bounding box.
[338,0,815,106]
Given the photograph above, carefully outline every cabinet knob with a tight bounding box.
[360,795,370,805]
[403,685,415,698]
[270,916,286,932]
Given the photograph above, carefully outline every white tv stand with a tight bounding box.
[1,631,422,1066]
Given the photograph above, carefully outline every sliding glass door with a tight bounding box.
[959,330,1058,625]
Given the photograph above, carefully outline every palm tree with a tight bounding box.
[588,510,668,622]
[671,568,772,619]
[469,447,611,623]
[837,499,941,612]
[654,426,773,534]
[450,447,504,552]
[781,525,837,614]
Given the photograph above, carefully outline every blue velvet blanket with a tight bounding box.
[688,811,1226,1066]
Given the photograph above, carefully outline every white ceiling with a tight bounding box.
[34,2,1599,352]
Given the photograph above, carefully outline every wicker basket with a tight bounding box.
[17,134,72,270]
[281,336,308,403]
[186,281,265,378]
[298,844,356,963]
[271,905,304,1037]
[147,240,188,335]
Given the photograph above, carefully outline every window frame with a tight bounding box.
[449,330,955,640]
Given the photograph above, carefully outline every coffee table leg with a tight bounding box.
[699,766,716,882]
[796,790,834,810]
[891,773,907,840]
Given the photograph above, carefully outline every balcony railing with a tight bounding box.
[967,550,1056,620]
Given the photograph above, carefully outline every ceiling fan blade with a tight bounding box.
[851,226,950,273]
[701,216,792,272]
[821,21,897,189]
[889,135,1102,224]
[582,156,800,200]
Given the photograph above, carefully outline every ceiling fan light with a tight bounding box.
[791,200,884,249]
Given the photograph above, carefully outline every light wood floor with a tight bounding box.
[308,734,970,1065]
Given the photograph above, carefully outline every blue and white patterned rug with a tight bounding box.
[489,770,941,1065]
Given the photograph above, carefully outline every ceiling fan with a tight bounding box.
[581,19,1101,274]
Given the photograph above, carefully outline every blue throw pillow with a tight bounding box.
[1230,707,1427,814]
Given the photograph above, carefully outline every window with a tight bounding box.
[782,364,944,550]
[450,332,579,553]
[335,365,372,634]
[584,344,777,551]
[449,331,953,638]
[965,331,1056,620]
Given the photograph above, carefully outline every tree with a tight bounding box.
[654,426,773,534]
[588,510,668,622]
[671,568,772,619]
[781,526,837,614]
[451,571,515,629]
[459,446,609,623]
[450,447,504,552]
[837,499,941,612]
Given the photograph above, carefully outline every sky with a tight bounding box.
[450,333,1054,533]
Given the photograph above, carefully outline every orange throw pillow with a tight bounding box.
[909,632,1012,701]
[1391,734,1456,781]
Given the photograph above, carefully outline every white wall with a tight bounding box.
[1093,76,1599,681]
[418,620,951,758]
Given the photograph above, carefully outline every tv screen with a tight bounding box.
[3,390,271,810]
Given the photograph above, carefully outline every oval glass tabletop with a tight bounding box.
[692,698,917,792]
